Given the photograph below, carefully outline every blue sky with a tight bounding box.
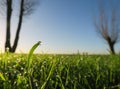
[0,0,120,54]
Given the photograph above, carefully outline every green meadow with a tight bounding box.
[0,42,119,89]
[0,54,120,89]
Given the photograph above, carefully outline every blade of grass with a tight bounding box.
[0,72,5,81]
[57,75,65,89]
[40,60,56,89]
[26,41,41,71]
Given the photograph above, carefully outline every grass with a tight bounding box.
[0,43,120,88]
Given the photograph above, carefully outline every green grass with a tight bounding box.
[0,43,120,89]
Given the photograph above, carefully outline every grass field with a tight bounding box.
[0,53,120,89]
[0,43,120,89]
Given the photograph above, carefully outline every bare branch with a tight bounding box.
[94,0,120,54]
[23,0,39,16]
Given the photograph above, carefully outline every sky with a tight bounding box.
[0,0,120,54]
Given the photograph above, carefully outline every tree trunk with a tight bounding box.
[10,0,24,52]
[109,42,115,54]
[106,37,115,54]
[5,0,12,52]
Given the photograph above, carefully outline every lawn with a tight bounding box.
[0,53,120,89]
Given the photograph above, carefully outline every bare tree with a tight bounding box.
[94,1,120,54]
[0,0,39,52]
